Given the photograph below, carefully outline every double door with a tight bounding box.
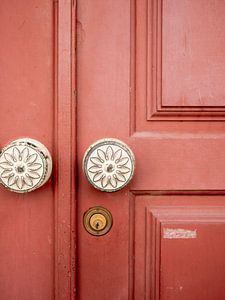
[1,1,225,299]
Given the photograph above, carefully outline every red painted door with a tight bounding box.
[0,1,75,299]
[77,1,225,299]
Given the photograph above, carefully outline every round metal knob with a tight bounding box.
[83,138,135,192]
[0,138,52,193]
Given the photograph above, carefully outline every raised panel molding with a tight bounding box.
[131,194,225,299]
[134,0,225,122]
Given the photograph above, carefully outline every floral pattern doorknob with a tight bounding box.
[83,138,135,192]
[0,138,52,193]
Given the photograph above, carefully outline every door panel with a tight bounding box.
[0,1,75,299]
[134,196,225,299]
[77,0,225,299]
[0,1,54,298]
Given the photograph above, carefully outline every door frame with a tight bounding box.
[53,1,76,299]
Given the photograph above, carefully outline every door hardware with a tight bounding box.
[83,207,113,236]
[0,138,52,193]
[83,138,135,192]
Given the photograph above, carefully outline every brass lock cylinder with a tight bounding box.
[83,207,113,236]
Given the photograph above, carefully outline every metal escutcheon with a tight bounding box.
[0,138,52,193]
[83,138,135,192]
[83,207,113,236]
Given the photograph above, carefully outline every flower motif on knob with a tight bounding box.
[0,145,44,192]
[83,139,135,192]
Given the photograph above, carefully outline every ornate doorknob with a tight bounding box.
[83,138,135,192]
[0,138,52,193]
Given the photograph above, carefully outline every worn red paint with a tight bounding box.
[0,1,75,299]
[2,1,225,299]
[77,0,225,299]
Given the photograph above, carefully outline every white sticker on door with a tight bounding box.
[163,228,197,239]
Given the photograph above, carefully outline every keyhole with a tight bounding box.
[89,213,107,232]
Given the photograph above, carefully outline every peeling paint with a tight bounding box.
[163,228,197,239]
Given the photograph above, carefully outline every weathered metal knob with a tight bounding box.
[0,138,52,193]
[83,138,135,192]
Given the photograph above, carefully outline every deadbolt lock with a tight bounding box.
[83,207,113,236]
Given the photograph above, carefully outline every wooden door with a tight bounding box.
[0,1,75,299]
[77,1,225,299]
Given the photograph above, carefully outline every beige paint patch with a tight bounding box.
[163,228,197,239]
